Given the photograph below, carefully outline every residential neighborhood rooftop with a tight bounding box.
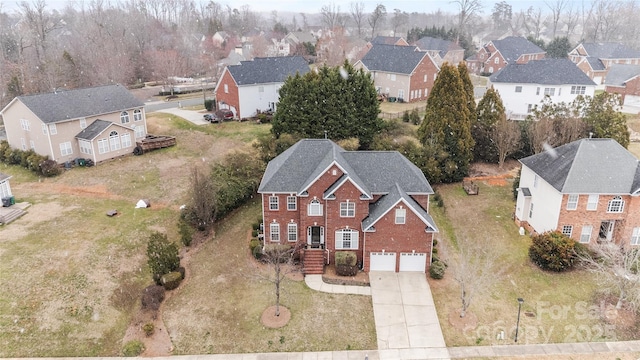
[603,64,640,86]
[226,56,310,86]
[489,58,596,85]
[3,84,143,124]
[360,44,430,75]
[520,138,640,194]
[580,42,640,59]
[489,36,545,63]
[414,36,462,57]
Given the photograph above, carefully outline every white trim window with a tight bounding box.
[79,140,92,154]
[607,196,624,213]
[571,86,586,95]
[42,124,48,135]
[288,223,297,242]
[49,124,57,135]
[121,133,132,148]
[580,225,592,243]
[59,141,73,156]
[587,194,599,210]
[533,175,539,188]
[120,111,130,124]
[395,208,406,224]
[308,199,323,216]
[269,196,279,210]
[567,194,579,210]
[390,74,396,81]
[562,225,573,237]
[335,229,359,249]
[544,87,555,96]
[98,139,109,154]
[133,109,143,122]
[287,196,296,211]
[20,138,26,150]
[270,223,280,242]
[224,84,229,93]
[631,227,640,245]
[529,203,534,218]
[80,118,87,129]
[20,119,31,131]
[29,140,35,150]
[515,86,522,93]
[109,131,121,151]
[134,125,145,139]
[340,201,355,217]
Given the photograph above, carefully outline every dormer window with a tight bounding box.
[395,208,406,224]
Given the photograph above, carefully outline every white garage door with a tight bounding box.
[399,252,427,272]
[624,95,640,106]
[370,252,396,271]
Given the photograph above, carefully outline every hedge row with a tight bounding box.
[0,141,61,177]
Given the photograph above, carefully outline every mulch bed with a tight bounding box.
[322,264,370,286]
[261,305,291,328]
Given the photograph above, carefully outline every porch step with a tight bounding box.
[303,249,325,275]
[0,207,26,225]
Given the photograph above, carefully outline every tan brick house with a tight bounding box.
[515,138,640,247]
[258,139,438,274]
[0,84,146,165]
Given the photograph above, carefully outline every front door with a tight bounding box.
[307,226,324,248]
[599,221,614,241]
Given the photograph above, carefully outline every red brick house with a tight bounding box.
[604,64,640,105]
[515,138,640,247]
[354,44,439,102]
[466,36,546,75]
[258,139,438,274]
[569,42,640,85]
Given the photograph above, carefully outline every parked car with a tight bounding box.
[204,109,234,123]
[203,113,220,123]
[217,109,234,121]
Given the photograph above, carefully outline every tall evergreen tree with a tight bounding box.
[583,93,630,148]
[272,61,381,149]
[417,63,474,182]
[458,62,476,120]
[473,86,505,162]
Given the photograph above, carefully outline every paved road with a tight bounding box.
[154,107,210,125]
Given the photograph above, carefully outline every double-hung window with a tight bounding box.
[580,225,592,243]
[587,195,599,210]
[308,199,323,216]
[288,223,297,242]
[567,194,579,210]
[59,141,73,156]
[335,229,359,249]
[269,196,279,210]
[133,109,143,121]
[395,208,406,224]
[109,131,121,151]
[120,111,130,124]
[340,201,355,217]
[270,223,280,242]
[287,196,296,210]
[631,227,640,245]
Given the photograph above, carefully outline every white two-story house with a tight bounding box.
[489,58,596,120]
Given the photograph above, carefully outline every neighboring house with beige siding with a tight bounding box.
[0,84,146,165]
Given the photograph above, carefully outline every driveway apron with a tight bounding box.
[370,272,448,354]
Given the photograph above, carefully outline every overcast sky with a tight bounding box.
[2,0,563,14]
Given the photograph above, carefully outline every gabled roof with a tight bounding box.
[580,42,640,59]
[258,139,433,196]
[226,56,310,86]
[362,183,438,232]
[0,173,11,182]
[286,31,316,45]
[585,57,606,71]
[4,84,143,124]
[604,64,640,86]
[520,138,640,194]
[414,36,462,57]
[75,119,130,141]
[489,58,595,85]
[489,36,545,63]
[360,44,430,75]
[371,36,406,45]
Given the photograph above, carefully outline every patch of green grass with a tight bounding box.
[431,182,620,346]
[0,162,42,184]
[150,113,271,143]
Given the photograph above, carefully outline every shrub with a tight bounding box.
[146,232,180,282]
[39,159,61,177]
[204,99,214,111]
[161,271,182,290]
[410,108,421,125]
[251,229,259,237]
[178,218,194,246]
[429,260,446,279]
[177,266,186,279]
[402,111,410,123]
[143,322,155,336]
[141,285,165,311]
[0,141,9,162]
[529,231,579,272]
[252,222,260,231]
[335,251,358,276]
[433,192,444,208]
[122,340,145,356]
[250,238,262,259]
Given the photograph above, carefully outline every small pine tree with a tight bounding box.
[146,232,180,282]
[473,87,506,162]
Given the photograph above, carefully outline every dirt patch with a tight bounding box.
[448,308,478,331]
[0,202,77,239]
[260,305,291,328]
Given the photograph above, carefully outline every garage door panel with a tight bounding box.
[399,252,426,272]
[370,252,396,271]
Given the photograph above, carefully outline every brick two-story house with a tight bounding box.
[258,139,439,274]
[354,44,439,103]
[604,64,640,105]
[466,36,546,75]
[569,42,640,85]
[515,138,640,247]
[413,36,465,66]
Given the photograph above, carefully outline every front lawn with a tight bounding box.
[430,181,637,346]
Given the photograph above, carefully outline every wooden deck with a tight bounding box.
[0,202,30,225]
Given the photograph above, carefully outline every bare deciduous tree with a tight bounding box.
[545,0,568,38]
[350,1,365,38]
[368,3,386,39]
[257,243,299,316]
[577,243,640,311]
[491,114,521,169]
[183,166,217,231]
[451,0,483,35]
[320,3,347,30]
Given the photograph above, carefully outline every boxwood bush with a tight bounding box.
[529,231,579,272]
[161,271,183,290]
[335,251,358,276]
[429,260,446,279]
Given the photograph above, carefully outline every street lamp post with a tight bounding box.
[515,297,524,342]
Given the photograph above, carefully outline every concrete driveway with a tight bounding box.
[155,107,210,125]
[370,271,450,359]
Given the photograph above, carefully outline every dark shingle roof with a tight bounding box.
[75,119,114,140]
[520,138,640,193]
[604,64,640,86]
[581,43,640,59]
[490,36,545,63]
[414,36,461,57]
[227,56,309,86]
[362,183,438,232]
[585,57,606,71]
[14,84,143,124]
[489,58,595,85]
[371,36,405,45]
[361,44,429,75]
[258,139,433,195]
